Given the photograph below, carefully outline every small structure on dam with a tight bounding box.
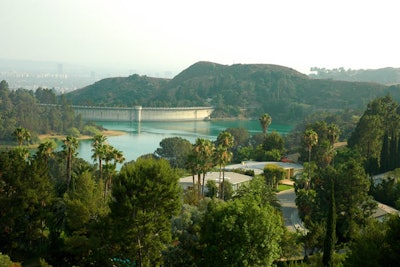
[71,105,214,122]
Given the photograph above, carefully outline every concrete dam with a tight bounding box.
[71,105,214,122]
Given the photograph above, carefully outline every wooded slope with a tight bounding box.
[66,61,398,123]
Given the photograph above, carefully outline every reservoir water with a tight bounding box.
[76,120,293,164]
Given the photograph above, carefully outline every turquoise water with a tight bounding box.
[77,120,293,164]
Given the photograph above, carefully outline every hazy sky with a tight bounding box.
[1,0,399,75]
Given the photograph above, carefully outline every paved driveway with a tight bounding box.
[277,189,305,232]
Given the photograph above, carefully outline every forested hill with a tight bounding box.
[309,67,400,85]
[66,61,399,123]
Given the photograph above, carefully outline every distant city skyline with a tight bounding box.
[1,0,400,77]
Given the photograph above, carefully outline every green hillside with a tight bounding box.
[66,61,396,124]
[309,67,400,85]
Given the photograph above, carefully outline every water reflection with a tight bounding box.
[77,120,292,164]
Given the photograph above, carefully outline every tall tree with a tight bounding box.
[199,198,283,266]
[304,129,318,180]
[109,158,181,266]
[193,138,215,197]
[12,127,31,146]
[155,137,192,168]
[214,145,232,200]
[263,164,286,190]
[215,131,234,199]
[345,216,400,267]
[62,135,79,190]
[103,146,125,197]
[259,113,272,136]
[334,158,375,241]
[322,167,336,267]
[91,134,107,181]
[59,170,109,266]
[0,150,54,261]
[36,141,56,165]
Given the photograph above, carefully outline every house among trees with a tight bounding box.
[226,161,303,180]
[179,171,252,193]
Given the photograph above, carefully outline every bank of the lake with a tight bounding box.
[38,129,127,142]
[76,120,293,165]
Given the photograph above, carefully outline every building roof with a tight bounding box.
[180,171,252,185]
[226,161,303,175]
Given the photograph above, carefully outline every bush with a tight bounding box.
[82,125,102,136]
[66,127,80,137]
[0,253,21,267]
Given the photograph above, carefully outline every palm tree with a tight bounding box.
[13,127,31,146]
[37,141,55,164]
[216,131,235,148]
[327,123,340,147]
[215,131,234,199]
[13,146,30,161]
[193,138,215,197]
[259,113,272,136]
[103,146,125,197]
[91,134,108,181]
[215,145,233,200]
[62,135,79,190]
[186,151,201,200]
[303,129,318,184]
[327,123,340,167]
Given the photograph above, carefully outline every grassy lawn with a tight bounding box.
[277,184,293,192]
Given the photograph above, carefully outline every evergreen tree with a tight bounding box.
[155,137,192,168]
[322,169,336,267]
[108,157,181,266]
[0,150,54,261]
[199,198,283,266]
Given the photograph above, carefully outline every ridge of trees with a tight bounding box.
[310,66,400,85]
[65,61,396,124]
[0,80,103,143]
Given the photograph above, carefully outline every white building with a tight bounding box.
[180,171,253,192]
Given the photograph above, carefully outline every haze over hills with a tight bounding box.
[0,58,175,92]
[65,61,400,124]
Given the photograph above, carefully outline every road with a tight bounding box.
[277,188,305,233]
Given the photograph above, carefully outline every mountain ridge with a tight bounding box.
[65,61,398,123]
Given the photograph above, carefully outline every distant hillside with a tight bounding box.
[66,61,399,124]
[309,67,400,85]
[66,74,169,106]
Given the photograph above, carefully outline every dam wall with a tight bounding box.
[71,105,214,122]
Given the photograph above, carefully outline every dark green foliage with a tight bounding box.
[348,95,400,174]
[264,164,287,189]
[0,150,54,261]
[0,80,82,141]
[345,216,400,267]
[199,198,283,266]
[310,66,400,85]
[163,203,208,266]
[322,171,336,267]
[234,175,281,210]
[66,74,169,106]
[35,87,57,104]
[264,131,285,152]
[205,180,218,198]
[108,157,182,266]
[336,160,372,239]
[155,136,192,168]
[371,170,400,209]
[53,171,108,266]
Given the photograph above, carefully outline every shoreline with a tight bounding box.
[38,129,127,142]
